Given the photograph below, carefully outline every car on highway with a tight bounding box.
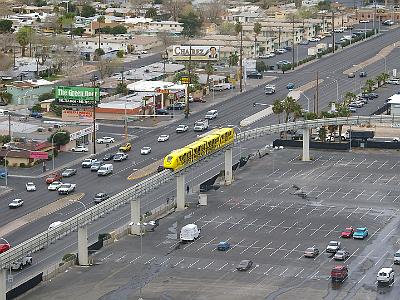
[304,246,319,258]
[236,260,253,271]
[9,199,23,208]
[155,108,169,115]
[157,134,170,142]
[341,227,355,238]
[394,250,400,264]
[217,241,230,251]
[48,221,63,230]
[82,158,98,168]
[11,255,32,270]
[275,48,287,54]
[247,71,263,79]
[359,71,367,77]
[259,53,275,58]
[205,109,218,120]
[363,92,378,99]
[48,181,62,191]
[94,192,110,204]
[382,20,395,26]
[348,72,355,78]
[334,250,350,261]
[140,147,152,155]
[326,240,341,253]
[90,161,103,171]
[349,107,357,113]
[25,182,36,192]
[102,153,115,161]
[353,227,368,239]
[287,83,295,90]
[71,145,89,152]
[176,124,188,133]
[377,267,394,285]
[45,173,62,184]
[0,243,10,254]
[58,183,76,195]
[119,143,132,152]
[113,152,128,161]
[96,136,115,144]
[359,19,370,23]
[61,168,77,177]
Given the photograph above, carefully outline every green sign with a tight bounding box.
[56,86,100,105]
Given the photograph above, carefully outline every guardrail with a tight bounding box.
[1,115,399,269]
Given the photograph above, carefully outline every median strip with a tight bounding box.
[127,159,164,180]
[0,193,85,237]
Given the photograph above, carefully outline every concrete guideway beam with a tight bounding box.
[0,268,5,300]
[302,128,310,161]
[176,174,185,211]
[224,148,233,185]
[130,199,141,235]
[78,225,88,266]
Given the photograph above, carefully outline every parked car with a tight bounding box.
[61,168,77,177]
[359,19,370,23]
[140,146,152,155]
[331,265,348,282]
[71,145,89,152]
[193,97,206,103]
[157,134,170,142]
[103,153,115,161]
[377,267,394,285]
[353,227,368,239]
[386,78,400,85]
[156,109,169,115]
[167,103,185,110]
[119,143,132,152]
[259,53,275,58]
[96,136,115,144]
[247,72,263,79]
[29,111,43,118]
[45,173,62,184]
[217,241,230,251]
[113,152,128,161]
[348,72,355,78]
[236,260,253,271]
[9,198,23,208]
[176,124,188,133]
[341,227,355,238]
[304,246,319,258]
[326,241,341,253]
[394,250,400,264]
[334,250,350,261]
[275,48,287,54]
[25,182,36,192]
[48,181,62,191]
[94,192,109,204]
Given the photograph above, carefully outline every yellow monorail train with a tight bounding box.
[163,128,235,170]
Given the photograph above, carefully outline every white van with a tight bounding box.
[205,110,218,120]
[0,109,9,116]
[97,164,113,176]
[377,267,394,284]
[180,224,200,242]
[48,221,63,230]
[394,250,400,264]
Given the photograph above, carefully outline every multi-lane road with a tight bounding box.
[2,23,400,288]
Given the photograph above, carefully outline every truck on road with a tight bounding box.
[58,183,76,195]
[193,119,209,132]
[342,130,374,141]
[264,84,276,94]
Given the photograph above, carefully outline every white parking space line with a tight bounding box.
[294,268,304,278]
[336,172,349,182]
[366,191,378,201]
[279,267,289,277]
[378,161,388,170]
[160,257,171,265]
[357,274,367,285]
[254,183,271,193]
[183,237,203,250]
[354,191,365,200]
[145,256,156,264]
[393,195,400,203]
[306,207,318,216]
[324,225,339,237]
[315,188,329,198]
[241,219,258,231]
[228,218,245,230]
[296,223,312,236]
[379,191,392,202]
[386,176,396,185]
[360,208,372,219]
[255,220,272,233]
[264,266,274,275]
[243,200,258,210]
[174,258,185,267]
[218,198,232,208]
[279,186,291,195]
[255,242,272,255]
[215,216,233,228]
[344,158,355,166]
[217,262,229,271]
[349,173,360,182]
[333,157,344,166]
[305,186,318,196]
[320,207,331,216]
[280,203,294,214]
[390,161,399,170]
[195,215,208,223]
[373,175,384,184]
[243,183,258,193]
[268,220,286,234]
[227,239,245,252]
[202,216,220,228]
[188,259,200,268]
[282,221,298,234]
[255,199,273,211]
[366,160,378,168]
[293,205,306,215]
[346,207,358,219]
[388,209,399,222]
[278,169,292,178]
[266,169,280,178]
[267,184,285,195]
[333,207,346,217]
[283,244,301,259]
[374,251,389,266]
[289,170,303,179]
[129,256,142,264]
[248,264,259,274]
[270,242,287,256]
[361,174,373,183]
[345,248,359,263]
[196,237,217,252]
[373,211,384,220]
[369,228,381,240]
[383,228,396,241]
[115,255,126,262]
[310,224,325,236]
[240,241,259,254]
[326,172,337,180]
[202,261,214,270]
[230,199,247,210]
[355,158,366,168]
[329,188,341,199]
[267,201,284,213]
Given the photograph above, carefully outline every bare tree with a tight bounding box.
[157,31,179,48]
[197,0,224,24]
[96,57,118,79]
[163,0,189,21]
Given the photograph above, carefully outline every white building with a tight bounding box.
[388,94,400,116]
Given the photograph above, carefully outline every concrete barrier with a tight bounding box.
[240,106,273,127]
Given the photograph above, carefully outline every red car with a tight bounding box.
[331,265,348,282]
[341,227,355,238]
[45,173,62,184]
[0,243,11,254]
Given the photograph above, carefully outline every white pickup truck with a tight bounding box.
[193,119,209,132]
[11,256,32,270]
[264,84,276,94]
[58,183,76,195]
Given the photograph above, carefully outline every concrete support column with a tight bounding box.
[130,199,141,235]
[302,128,310,161]
[78,225,88,266]
[0,268,6,300]
[176,174,185,211]
[224,148,233,185]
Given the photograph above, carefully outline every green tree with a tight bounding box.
[282,96,301,122]
[179,11,202,37]
[0,19,13,33]
[365,79,375,93]
[344,91,356,106]
[253,22,262,57]
[145,7,158,18]
[235,21,242,35]
[117,50,124,58]
[50,101,62,116]
[31,103,42,112]
[336,104,351,143]
[34,0,47,6]
[317,0,331,10]
[218,21,236,35]
[49,131,70,146]
[81,5,96,18]
[16,26,34,57]
[115,82,128,95]
[272,99,284,123]
[303,112,318,120]
[173,71,199,85]
[318,126,327,142]
[38,92,53,101]
[205,62,213,89]
[229,52,239,66]
[0,92,12,104]
[72,27,85,36]
[256,61,267,72]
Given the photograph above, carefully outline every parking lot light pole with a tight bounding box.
[51,131,66,170]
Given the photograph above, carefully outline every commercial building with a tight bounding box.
[5,79,54,105]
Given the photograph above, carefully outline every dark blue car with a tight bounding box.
[217,241,230,251]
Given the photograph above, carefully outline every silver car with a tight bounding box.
[334,250,350,261]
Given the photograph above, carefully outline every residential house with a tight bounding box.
[6,79,54,105]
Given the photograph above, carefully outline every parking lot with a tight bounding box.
[21,148,400,300]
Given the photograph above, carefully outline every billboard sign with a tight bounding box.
[56,86,100,105]
[29,151,49,160]
[172,45,220,61]
[62,110,93,123]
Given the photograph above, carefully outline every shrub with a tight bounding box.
[98,233,112,241]
[62,253,76,262]
[19,163,26,168]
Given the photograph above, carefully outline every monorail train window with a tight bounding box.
[167,156,173,162]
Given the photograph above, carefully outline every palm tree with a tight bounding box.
[375,73,385,87]
[272,99,284,123]
[336,104,351,143]
[344,91,356,106]
[97,16,105,51]
[205,62,213,91]
[282,96,298,122]
[365,79,375,93]
[381,72,390,84]
[253,22,262,58]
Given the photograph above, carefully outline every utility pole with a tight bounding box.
[92,76,97,154]
[278,27,281,49]
[184,43,191,118]
[292,16,295,70]
[8,112,11,138]
[239,28,243,93]
[332,11,335,53]
[316,71,319,115]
